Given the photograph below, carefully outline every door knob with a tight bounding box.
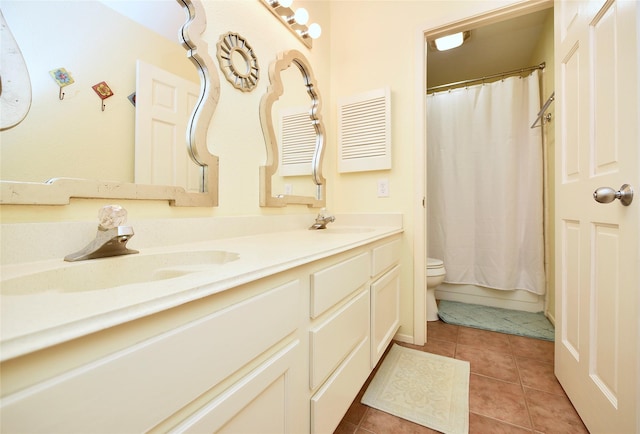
[593,184,634,206]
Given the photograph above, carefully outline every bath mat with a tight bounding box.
[361,344,470,434]
[438,300,555,341]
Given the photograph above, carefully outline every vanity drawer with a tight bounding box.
[310,252,370,318]
[371,238,401,277]
[310,337,370,434]
[309,288,369,389]
[0,280,301,433]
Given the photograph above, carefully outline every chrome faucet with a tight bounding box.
[309,208,335,230]
[64,205,139,262]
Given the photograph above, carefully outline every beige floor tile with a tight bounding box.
[470,412,534,433]
[469,373,531,429]
[360,408,440,434]
[426,320,459,343]
[457,326,512,355]
[524,387,589,433]
[456,344,519,383]
[516,356,565,395]
[508,335,554,363]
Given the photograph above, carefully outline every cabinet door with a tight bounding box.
[171,341,301,433]
[310,338,370,434]
[370,265,400,368]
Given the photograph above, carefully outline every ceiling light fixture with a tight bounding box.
[431,31,470,51]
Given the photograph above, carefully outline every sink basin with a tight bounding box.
[314,227,375,234]
[2,250,239,296]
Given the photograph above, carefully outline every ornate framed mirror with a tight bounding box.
[259,50,325,208]
[0,0,219,207]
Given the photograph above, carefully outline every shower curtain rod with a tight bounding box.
[426,62,545,93]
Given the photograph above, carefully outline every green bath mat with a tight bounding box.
[437,300,555,341]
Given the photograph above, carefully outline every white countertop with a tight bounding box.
[0,220,402,362]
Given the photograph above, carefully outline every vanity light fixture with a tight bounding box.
[286,7,309,25]
[301,23,321,40]
[259,0,321,48]
[430,31,470,51]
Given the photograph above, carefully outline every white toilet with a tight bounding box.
[426,257,446,321]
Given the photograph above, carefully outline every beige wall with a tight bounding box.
[0,0,544,342]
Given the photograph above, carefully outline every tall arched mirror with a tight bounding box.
[0,0,219,207]
[259,50,325,208]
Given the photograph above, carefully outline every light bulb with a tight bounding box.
[279,0,293,7]
[307,23,321,39]
[434,32,464,51]
[294,8,309,25]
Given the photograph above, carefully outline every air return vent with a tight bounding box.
[279,107,316,176]
[338,87,391,173]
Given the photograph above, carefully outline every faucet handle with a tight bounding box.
[98,205,128,230]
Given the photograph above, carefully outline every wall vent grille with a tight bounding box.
[338,87,391,172]
[279,108,316,176]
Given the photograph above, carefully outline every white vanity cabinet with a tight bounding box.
[0,233,403,434]
[0,277,307,434]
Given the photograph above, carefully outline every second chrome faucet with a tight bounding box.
[309,208,335,230]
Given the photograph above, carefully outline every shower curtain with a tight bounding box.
[427,70,546,295]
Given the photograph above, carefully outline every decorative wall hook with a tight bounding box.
[49,67,74,100]
[92,81,114,111]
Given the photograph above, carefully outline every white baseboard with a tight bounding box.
[393,332,414,344]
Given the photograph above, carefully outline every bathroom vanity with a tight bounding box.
[0,214,402,433]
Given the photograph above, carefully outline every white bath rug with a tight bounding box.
[362,344,470,434]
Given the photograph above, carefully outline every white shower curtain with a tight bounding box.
[427,71,546,295]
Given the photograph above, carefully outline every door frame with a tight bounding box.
[413,0,553,345]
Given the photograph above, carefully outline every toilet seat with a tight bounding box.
[426,257,445,276]
[427,257,443,269]
[425,257,445,321]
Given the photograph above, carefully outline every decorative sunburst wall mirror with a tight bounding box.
[216,32,259,92]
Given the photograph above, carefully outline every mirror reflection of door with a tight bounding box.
[271,64,318,199]
[135,60,201,192]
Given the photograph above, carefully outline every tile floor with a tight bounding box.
[334,321,589,434]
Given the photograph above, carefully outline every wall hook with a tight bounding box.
[49,67,74,101]
[92,81,114,112]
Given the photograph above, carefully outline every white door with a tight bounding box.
[135,60,201,192]
[555,1,639,433]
